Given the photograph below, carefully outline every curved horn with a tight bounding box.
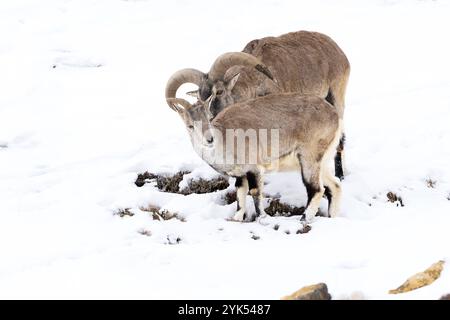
[166,98,193,112]
[165,68,205,110]
[208,52,274,82]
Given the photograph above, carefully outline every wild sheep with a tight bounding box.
[165,30,350,179]
[167,93,342,223]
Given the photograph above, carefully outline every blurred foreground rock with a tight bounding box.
[282,283,331,300]
[389,260,445,294]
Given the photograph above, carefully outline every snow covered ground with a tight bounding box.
[1,0,450,299]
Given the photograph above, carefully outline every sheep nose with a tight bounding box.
[206,136,214,144]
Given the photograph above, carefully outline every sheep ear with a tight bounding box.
[226,73,240,91]
[186,90,199,98]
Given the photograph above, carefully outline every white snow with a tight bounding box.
[1,0,450,299]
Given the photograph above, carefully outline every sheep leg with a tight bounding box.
[247,171,265,221]
[233,176,249,222]
[322,169,342,218]
[327,68,349,180]
[298,154,324,223]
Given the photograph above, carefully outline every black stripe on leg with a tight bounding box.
[334,134,346,180]
[235,176,245,211]
[334,152,344,180]
[324,186,333,217]
[246,172,258,190]
[247,172,261,220]
[298,154,320,206]
[324,186,332,203]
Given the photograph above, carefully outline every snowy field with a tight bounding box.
[1,0,450,299]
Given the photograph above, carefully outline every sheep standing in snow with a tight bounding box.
[166,30,350,179]
[167,93,342,223]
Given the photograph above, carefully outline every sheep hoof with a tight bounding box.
[233,210,245,222]
[245,213,257,222]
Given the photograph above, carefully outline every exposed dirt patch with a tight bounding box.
[156,171,188,193]
[223,191,237,205]
[135,171,229,195]
[113,208,134,217]
[387,191,404,207]
[265,198,305,216]
[180,176,229,195]
[223,193,306,217]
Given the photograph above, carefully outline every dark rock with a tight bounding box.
[135,171,157,187]
[297,225,312,234]
[387,191,404,207]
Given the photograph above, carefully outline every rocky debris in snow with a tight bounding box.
[273,224,280,231]
[297,224,312,234]
[113,208,134,217]
[135,171,229,194]
[282,283,331,300]
[135,171,186,192]
[387,191,404,207]
[155,171,188,193]
[389,260,446,294]
[265,198,305,216]
[135,171,157,187]
[426,178,437,188]
[250,233,260,240]
[180,176,229,195]
[0,143,7,149]
[140,204,185,222]
[440,293,450,300]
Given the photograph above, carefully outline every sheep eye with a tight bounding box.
[216,90,224,96]
[188,125,194,130]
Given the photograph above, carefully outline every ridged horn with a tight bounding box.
[208,52,274,82]
[165,68,205,110]
[166,98,193,112]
